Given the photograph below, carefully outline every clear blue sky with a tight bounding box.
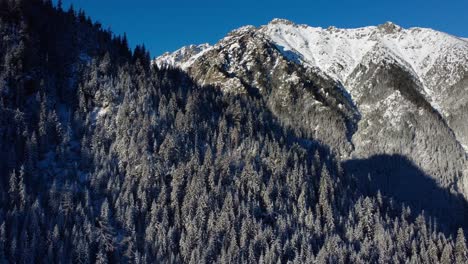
[55,0,468,57]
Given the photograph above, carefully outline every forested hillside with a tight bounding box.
[0,1,467,263]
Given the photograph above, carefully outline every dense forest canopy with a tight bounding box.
[0,1,466,263]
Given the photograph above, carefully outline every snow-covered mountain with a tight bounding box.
[155,19,468,199]
[156,20,468,117]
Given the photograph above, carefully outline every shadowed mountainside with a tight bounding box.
[344,154,468,232]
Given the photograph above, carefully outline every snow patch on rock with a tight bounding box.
[462,144,468,153]
[90,106,110,125]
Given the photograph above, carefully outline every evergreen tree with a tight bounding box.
[455,228,467,264]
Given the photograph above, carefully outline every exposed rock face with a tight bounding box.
[155,19,468,199]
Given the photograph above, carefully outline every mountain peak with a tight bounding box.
[268,18,295,26]
[228,25,257,36]
[154,43,212,69]
[377,21,402,33]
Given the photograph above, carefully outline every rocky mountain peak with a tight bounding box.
[268,18,295,26]
[227,25,257,37]
[155,43,212,69]
[377,21,402,33]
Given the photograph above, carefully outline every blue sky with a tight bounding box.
[55,0,468,57]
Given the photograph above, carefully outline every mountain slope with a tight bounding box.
[155,19,468,204]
